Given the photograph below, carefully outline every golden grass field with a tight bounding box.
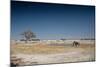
[11,42,95,66]
[11,43,95,54]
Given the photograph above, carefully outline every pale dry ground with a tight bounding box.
[11,42,95,66]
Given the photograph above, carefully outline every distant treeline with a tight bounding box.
[80,38,95,40]
[60,38,95,40]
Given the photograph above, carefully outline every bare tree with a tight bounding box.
[21,30,36,43]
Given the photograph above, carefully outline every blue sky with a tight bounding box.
[11,1,95,40]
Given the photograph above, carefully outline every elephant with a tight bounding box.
[72,41,80,47]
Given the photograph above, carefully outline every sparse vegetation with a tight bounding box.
[11,42,95,65]
[21,30,36,43]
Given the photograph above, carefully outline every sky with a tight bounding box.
[11,1,95,40]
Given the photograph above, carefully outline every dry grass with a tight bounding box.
[11,43,95,54]
[11,43,95,65]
